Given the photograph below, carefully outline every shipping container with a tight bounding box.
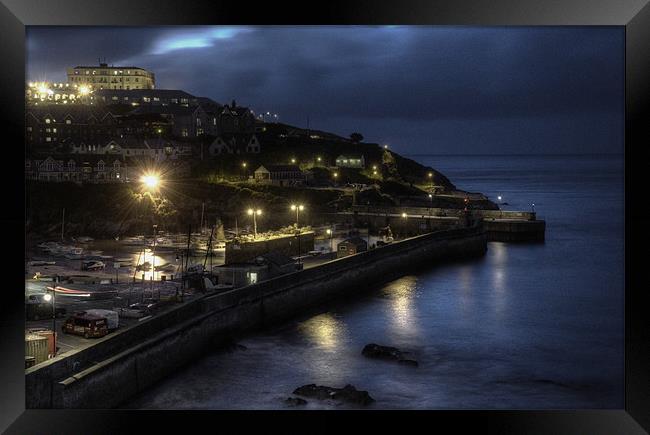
[25,334,49,365]
[32,330,57,355]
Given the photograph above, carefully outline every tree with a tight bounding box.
[350,132,364,143]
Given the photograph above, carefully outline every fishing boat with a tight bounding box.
[27,260,56,266]
[135,262,151,271]
[73,236,94,243]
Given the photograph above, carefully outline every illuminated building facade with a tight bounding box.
[66,63,155,90]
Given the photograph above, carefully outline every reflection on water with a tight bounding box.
[297,313,346,352]
[131,249,177,281]
[490,243,507,316]
[383,276,419,337]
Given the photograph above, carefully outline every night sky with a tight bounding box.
[26,26,624,155]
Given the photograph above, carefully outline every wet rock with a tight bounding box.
[362,343,403,360]
[362,343,418,367]
[397,359,419,367]
[221,337,247,352]
[293,384,374,406]
[285,397,308,406]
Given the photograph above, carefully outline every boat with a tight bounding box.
[27,260,56,266]
[74,236,94,243]
[136,262,151,271]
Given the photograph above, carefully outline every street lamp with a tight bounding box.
[428,172,433,189]
[291,158,296,164]
[43,287,56,356]
[383,144,389,149]
[401,212,407,218]
[247,208,262,238]
[140,172,161,191]
[326,228,333,253]
[291,204,305,265]
[291,204,304,226]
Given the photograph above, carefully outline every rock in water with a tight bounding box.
[397,359,419,367]
[285,397,308,406]
[293,384,374,405]
[362,343,418,367]
[362,343,403,360]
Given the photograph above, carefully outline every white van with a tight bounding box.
[82,309,119,330]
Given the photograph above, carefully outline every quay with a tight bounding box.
[26,224,487,408]
[335,205,546,242]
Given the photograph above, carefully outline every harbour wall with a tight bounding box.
[341,206,544,242]
[26,224,487,408]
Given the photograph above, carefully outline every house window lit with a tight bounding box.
[181,128,188,137]
[153,97,160,102]
[143,97,151,103]
[45,119,51,124]
[45,137,51,142]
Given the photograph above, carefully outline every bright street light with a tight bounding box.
[78,85,91,96]
[43,293,52,302]
[401,212,407,218]
[140,173,160,190]
[247,208,262,237]
[291,204,304,226]
[291,158,296,164]
[497,195,502,201]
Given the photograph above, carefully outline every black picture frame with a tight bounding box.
[1,0,648,433]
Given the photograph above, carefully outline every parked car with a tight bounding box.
[81,260,105,271]
[83,309,119,330]
[128,302,156,316]
[62,312,108,338]
[26,302,66,321]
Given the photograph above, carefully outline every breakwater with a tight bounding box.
[339,206,545,242]
[26,224,487,408]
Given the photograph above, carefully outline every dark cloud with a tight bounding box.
[26,26,624,154]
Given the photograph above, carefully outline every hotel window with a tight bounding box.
[196,118,202,127]
[197,128,204,136]
[53,128,57,133]
[45,118,51,124]
[85,70,89,74]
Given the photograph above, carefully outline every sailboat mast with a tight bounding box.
[200,202,205,233]
[61,208,65,241]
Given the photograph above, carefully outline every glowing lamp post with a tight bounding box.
[140,173,160,191]
[326,228,333,253]
[291,204,305,265]
[43,290,56,356]
[291,204,305,227]
[247,208,262,238]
